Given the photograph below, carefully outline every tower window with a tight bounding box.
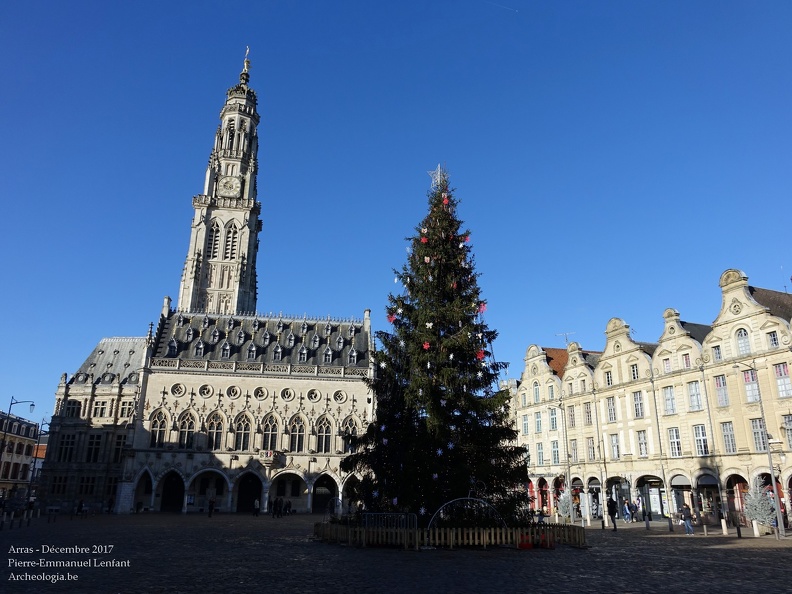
[224,225,238,260]
[207,222,221,259]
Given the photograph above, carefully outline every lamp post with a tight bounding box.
[548,395,572,523]
[695,356,727,528]
[645,369,674,531]
[26,419,49,504]
[733,360,786,538]
[0,397,35,501]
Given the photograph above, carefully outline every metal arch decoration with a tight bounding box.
[426,497,508,530]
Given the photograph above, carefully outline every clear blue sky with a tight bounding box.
[1,1,790,420]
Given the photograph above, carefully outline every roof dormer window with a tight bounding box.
[167,339,178,357]
[221,341,231,359]
[186,327,194,341]
[311,334,319,349]
[336,336,344,350]
[287,332,295,347]
[273,345,282,362]
[301,321,308,334]
[298,346,308,363]
[211,328,220,343]
[237,329,245,345]
[323,346,332,364]
[262,331,270,346]
[348,349,357,365]
[195,340,205,357]
[247,344,257,360]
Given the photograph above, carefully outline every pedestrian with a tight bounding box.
[607,498,618,531]
[253,498,260,517]
[271,497,277,519]
[208,496,216,518]
[629,500,638,523]
[681,503,694,535]
[276,497,283,518]
[284,499,292,515]
[622,500,631,523]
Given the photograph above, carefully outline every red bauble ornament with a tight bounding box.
[420,237,428,243]
[476,349,486,360]
[387,314,396,323]
[423,342,431,350]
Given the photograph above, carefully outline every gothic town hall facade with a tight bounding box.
[41,59,374,515]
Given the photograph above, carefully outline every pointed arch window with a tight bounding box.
[348,349,358,365]
[224,224,238,260]
[277,320,284,333]
[221,342,231,359]
[298,346,308,363]
[237,329,245,345]
[226,120,235,150]
[336,336,344,350]
[263,416,279,450]
[273,345,282,362]
[207,222,221,259]
[207,413,223,450]
[150,411,167,448]
[202,316,210,329]
[301,321,308,334]
[324,322,332,337]
[167,339,177,357]
[186,327,195,341]
[177,314,184,327]
[262,331,270,346]
[234,417,251,451]
[227,317,235,330]
[342,418,358,454]
[252,319,260,331]
[348,325,356,337]
[247,344,257,360]
[323,346,333,364]
[211,328,220,342]
[178,416,195,449]
[316,418,332,453]
[289,418,305,452]
[311,334,320,349]
[287,332,295,347]
[195,340,205,357]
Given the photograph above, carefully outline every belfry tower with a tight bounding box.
[177,51,261,315]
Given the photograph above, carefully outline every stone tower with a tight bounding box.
[177,52,261,315]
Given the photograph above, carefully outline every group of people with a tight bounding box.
[269,497,292,518]
[606,498,643,529]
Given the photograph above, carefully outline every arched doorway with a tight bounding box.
[635,474,665,520]
[270,472,307,513]
[188,471,227,513]
[312,474,337,514]
[133,472,153,513]
[670,474,692,515]
[695,473,721,524]
[586,477,602,518]
[236,473,263,513]
[160,471,185,512]
[537,478,549,513]
[570,478,584,519]
[725,474,748,526]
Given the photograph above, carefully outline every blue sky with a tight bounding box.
[1,1,790,419]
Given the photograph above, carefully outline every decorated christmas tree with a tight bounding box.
[744,477,776,526]
[341,165,528,524]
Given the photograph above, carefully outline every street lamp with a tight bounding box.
[548,395,572,523]
[26,419,49,504]
[645,368,675,532]
[733,360,786,538]
[1,397,35,502]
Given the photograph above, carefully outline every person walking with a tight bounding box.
[681,503,695,535]
[208,497,216,518]
[253,498,260,517]
[607,498,618,531]
[622,500,631,523]
[629,500,638,523]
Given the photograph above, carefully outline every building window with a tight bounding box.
[92,401,107,418]
[323,347,332,364]
[551,440,560,464]
[533,383,540,403]
[751,418,767,452]
[605,371,613,387]
[150,411,167,448]
[310,334,319,349]
[286,332,295,347]
[688,381,702,411]
[584,402,592,426]
[637,430,648,457]
[610,434,620,460]
[630,364,639,381]
[273,345,283,362]
[663,358,671,373]
[663,386,676,414]
[784,414,792,450]
[342,418,358,454]
[238,330,246,345]
[712,345,722,362]
[336,336,344,350]
[548,385,555,400]
[721,422,737,454]
[57,434,75,462]
[289,418,305,452]
[207,221,220,258]
[262,331,271,346]
[743,370,759,402]
[520,392,527,407]
[113,435,126,463]
[570,439,578,463]
[64,400,81,418]
[51,476,68,496]
[78,476,96,496]
[774,363,792,398]
[348,349,358,365]
[221,342,231,359]
[235,417,251,451]
[736,328,750,355]
[522,414,529,435]
[195,340,204,357]
[224,224,238,260]
[549,408,558,431]
[668,428,682,457]
[567,405,576,428]
[167,339,177,357]
[693,424,709,456]
[567,382,573,396]
[536,443,544,466]
[263,416,279,450]
[85,434,102,463]
[179,416,195,449]
[207,413,223,450]
[587,437,596,461]
[580,379,586,393]
[606,397,616,422]
[682,353,691,369]
[247,344,257,360]
[298,346,308,363]
[715,375,729,407]
[317,418,332,454]
[120,401,134,418]
[768,331,779,349]
[534,412,542,433]
[633,391,644,418]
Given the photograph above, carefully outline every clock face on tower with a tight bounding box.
[217,176,242,198]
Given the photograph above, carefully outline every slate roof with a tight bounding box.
[153,311,371,368]
[679,321,711,344]
[750,286,792,321]
[69,337,148,386]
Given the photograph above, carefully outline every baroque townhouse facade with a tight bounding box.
[0,412,39,505]
[513,269,792,527]
[41,57,374,515]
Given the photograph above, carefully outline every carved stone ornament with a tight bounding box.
[199,384,213,398]
[730,298,742,315]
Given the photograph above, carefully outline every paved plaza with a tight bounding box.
[1,512,790,593]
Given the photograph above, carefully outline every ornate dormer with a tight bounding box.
[177,49,263,315]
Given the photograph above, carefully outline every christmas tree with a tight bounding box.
[744,477,776,526]
[341,165,528,524]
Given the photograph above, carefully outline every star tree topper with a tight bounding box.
[427,163,448,189]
